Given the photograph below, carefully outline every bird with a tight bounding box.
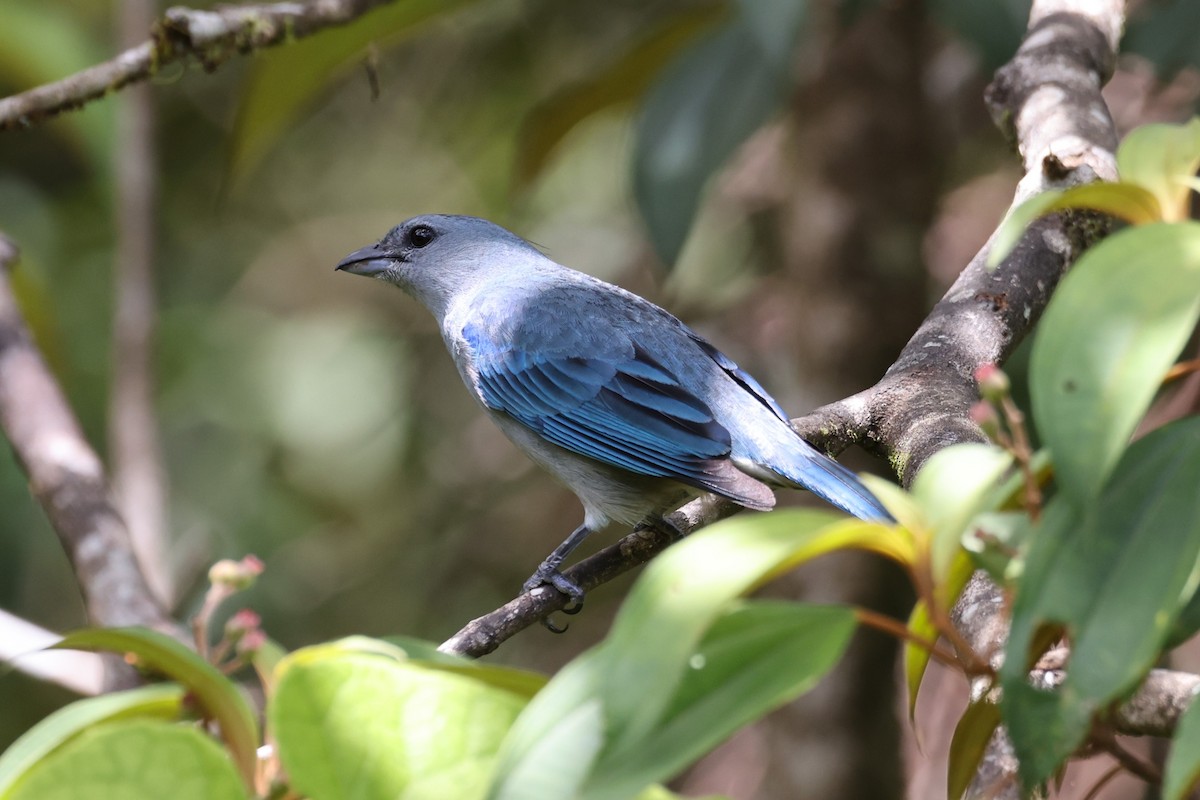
[336,214,891,613]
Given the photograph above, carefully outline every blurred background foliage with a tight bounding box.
[1,0,1198,797]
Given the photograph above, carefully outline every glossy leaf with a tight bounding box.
[584,602,856,800]
[910,443,1014,583]
[1030,222,1200,503]
[1164,691,1200,800]
[1116,118,1200,222]
[54,627,259,788]
[947,701,1003,800]
[633,2,807,264]
[272,646,527,800]
[515,6,724,186]
[491,511,901,799]
[0,684,184,797]
[227,0,477,184]
[5,720,245,800]
[988,181,1164,267]
[1003,418,1200,787]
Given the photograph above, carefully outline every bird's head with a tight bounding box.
[336,214,540,317]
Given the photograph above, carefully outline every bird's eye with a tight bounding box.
[409,225,436,248]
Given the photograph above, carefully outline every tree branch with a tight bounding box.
[0,234,178,638]
[0,0,395,130]
[441,0,1123,662]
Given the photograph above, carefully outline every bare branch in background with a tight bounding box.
[110,0,172,607]
[0,0,396,130]
[0,235,178,640]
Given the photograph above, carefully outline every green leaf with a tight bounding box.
[962,510,1034,583]
[0,684,185,797]
[584,602,856,800]
[515,6,725,186]
[988,182,1164,267]
[490,511,902,800]
[54,627,259,788]
[1030,222,1200,503]
[272,646,527,800]
[911,443,1014,583]
[633,2,807,264]
[1003,418,1200,787]
[5,720,246,800]
[227,0,477,184]
[1116,118,1200,222]
[1164,692,1200,800]
[947,701,1002,800]
[905,549,974,720]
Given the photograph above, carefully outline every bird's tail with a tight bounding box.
[771,451,894,522]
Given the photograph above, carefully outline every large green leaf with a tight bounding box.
[1116,119,1200,222]
[1165,691,1200,800]
[1030,222,1200,503]
[272,645,527,800]
[1003,418,1200,787]
[633,1,807,264]
[490,511,903,800]
[5,720,245,800]
[54,628,259,788]
[583,601,855,800]
[0,684,184,798]
[227,0,478,184]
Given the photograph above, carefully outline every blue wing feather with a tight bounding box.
[464,323,734,490]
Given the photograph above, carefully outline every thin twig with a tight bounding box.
[0,0,397,129]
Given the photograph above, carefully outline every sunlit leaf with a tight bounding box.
[1116,118,1200,222]
[1003,418,1200,787]
[0,685,184,797]
[5,720,246,800]
[1164,691,1200,800]
[633,2,808,264]
[54,628,258,788]
[911,443,1013,583]
[987,182,1163,267]
[947,701,1003,800]
[272,645,527,800]
[1030,222,1200,503]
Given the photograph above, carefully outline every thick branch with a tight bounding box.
[0,0,395,130]
[0,235,176,636]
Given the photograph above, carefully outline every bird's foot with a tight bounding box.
[523,563,585,632]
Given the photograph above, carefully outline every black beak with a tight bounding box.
[335,243,394,276]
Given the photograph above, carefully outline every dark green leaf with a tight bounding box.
[1003,418,1200,787]
[584,602,855,800]
[1030,222,1200,503]
[633,2,807,264]
[1124,0,1200,80]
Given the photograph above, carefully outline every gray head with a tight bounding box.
[336,215,543,316]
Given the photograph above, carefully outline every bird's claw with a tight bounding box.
[523,564,586,632]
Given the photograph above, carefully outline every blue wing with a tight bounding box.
[463,322,773,508]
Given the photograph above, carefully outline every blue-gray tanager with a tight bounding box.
[337,215,890,609]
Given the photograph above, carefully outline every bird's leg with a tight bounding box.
[523,523,591,616]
